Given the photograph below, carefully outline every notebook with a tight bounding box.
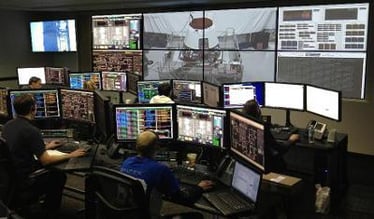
[203,161,262,216]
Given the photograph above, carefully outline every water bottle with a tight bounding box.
[308,124,314,143]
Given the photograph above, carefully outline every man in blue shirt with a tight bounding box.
[121,130,213,205]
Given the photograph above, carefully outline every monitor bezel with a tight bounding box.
[68,71,102,90]
[44,66,69,86]
[222,81,265,109]
[264,82,305,112]
[126,72,141,95]
[101,71,128,92]
[172,79,202,104]
[16,67,47,86]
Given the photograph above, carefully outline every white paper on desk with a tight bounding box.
[46,150,68,157]
[270,175,286,183]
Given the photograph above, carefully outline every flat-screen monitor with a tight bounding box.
[94,91,111,140]
[45,67,67,85]
[127,72,140,95]
[101,71,127,91]
[137,80,170,103]
[202,81,220,107]
[172,80,202,104]
[114,104,174,142]
[17,67,46,86]
[176,104,226,148]
[306,85,341,121]
[0,88,9,118]
[223,82,264,108]
[9,89,60,119]
[229,110,265,171]
[69,72,102,90]
[264,82,304,111]
[60,89,95,123]
[30,19,77,52]
[92,14,141,50]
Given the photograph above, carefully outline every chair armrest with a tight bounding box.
[94,192,139,212]
[28,168,49,180]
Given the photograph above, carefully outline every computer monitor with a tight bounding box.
[137,80,171,103]
[202,81,221,107]
[229,110,265,171]
[69,72,102,90]
[0,88,9,118]
[9,89,60,119]
[127,72,140,95]
[60,89,95,123]
[306,85,341,121]
[45,67,67,85]
[94,91,111,141]
[101,71,127,92]
[176,104,226,148]
[222,82,264,108]
[172,80,202,104]
[17,67,46,86]
[114,104,174,142]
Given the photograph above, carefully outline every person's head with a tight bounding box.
[135,130,160,158]
[13,94,36,117]
[158,83,171,97]
[28,76,42,89]
[243,99,261,119]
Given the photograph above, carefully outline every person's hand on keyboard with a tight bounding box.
[69,148,86,158]
[288,134,300,143]
[45,140,65,150]
[198,180,215,191]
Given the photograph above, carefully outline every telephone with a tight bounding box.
[307,120,327,140]
[215,156,235,186]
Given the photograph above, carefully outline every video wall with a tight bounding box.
[91,2,369,99]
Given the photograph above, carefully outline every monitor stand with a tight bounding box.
[284,109,294,128]
[119,91,124,104]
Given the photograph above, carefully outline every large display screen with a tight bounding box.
[30,19,77,52]
[306,85,341,121]
[264,82,304,111]
[17,67,46,86]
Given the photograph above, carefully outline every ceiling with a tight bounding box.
[0,0,268,11]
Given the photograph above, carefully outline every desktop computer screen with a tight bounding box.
[45,67,66,85]
[101,71,127,91]
[306,85,341,121]
[60,89,95,123]
[229,110,265,171]
[114,104,174,141]
[202,81,220,107]
[0,88,9,118]
[127,72,140,95]
[264,82,305,111]
[223,82,264,108]
[137,80,170,103]
[172,80,202,103]
[69,72,102,90]
[9,89,60,119]
[176,104,226,148]
[17,67,46,86]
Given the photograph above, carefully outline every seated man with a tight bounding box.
[1,94,86,218]
[150,83,174,103]
[28,76,43,89]
[121,131,213,216]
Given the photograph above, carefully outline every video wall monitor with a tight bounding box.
[202,81,220,107]
[101,71,127,91]
[172,80,201,104]
[9,89,60,119]
[69,72,102,90]
[223,82,264,109]
[114,104,174,142]
[45,67,66,85]
[277,3,369,99]
[264,82,304,111]
[127,72,140,95]
[17,67,46,86]
[60,89,95,123]
[306,85,341,121]
[0,88,9,118]
[137,80,171,104]
[176,104,226,148]
[92,14,142,50]
[30,19,77,52]
[229,110,265,171]
[92,50,143,74]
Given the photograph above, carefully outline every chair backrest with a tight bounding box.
[85,166,151,219]
[0,137,15,205]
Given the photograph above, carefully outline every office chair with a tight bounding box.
[85,166,150,219]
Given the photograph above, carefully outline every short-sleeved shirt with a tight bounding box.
[2,117,46,181]
[149,95,174,104]
[120,156,179,196]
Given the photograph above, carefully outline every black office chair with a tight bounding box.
[85,166,150,219]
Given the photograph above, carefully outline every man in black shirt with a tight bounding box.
[2,94,86,218]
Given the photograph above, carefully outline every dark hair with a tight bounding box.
[158,83,171,96]
[13,94,35,116]
[243,99,261,119]
[136,130,159,157]
[28,76,41,85]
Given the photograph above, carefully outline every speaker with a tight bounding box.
[327,129,336,143]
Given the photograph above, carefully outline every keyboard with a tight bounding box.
[203,191,254,216]
[173,166,213,185]
[63,144,97,171]
[270,127,298,140]
[57,142,92,153]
